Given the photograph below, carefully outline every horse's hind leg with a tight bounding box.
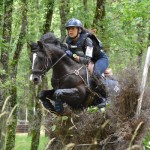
[38,89,56,112]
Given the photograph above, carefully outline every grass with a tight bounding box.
[143,132,150,150]
[14,127,150,150]
[15,133,49,150]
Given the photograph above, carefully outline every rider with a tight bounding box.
[54,18,109,113]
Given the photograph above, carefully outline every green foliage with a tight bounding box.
[87,106,99,113]
[67,0,96,28]
[51,115,69,132]
[104,0,150,71]
[143,132,150,150]
[87,104,110,113]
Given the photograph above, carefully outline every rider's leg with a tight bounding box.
[93,54,109,99]
[93,51,109,77]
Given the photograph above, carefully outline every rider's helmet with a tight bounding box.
[66,18,83,29]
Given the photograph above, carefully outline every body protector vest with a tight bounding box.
[66,32,103,63]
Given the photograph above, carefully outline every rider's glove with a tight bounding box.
[66,50,73,57]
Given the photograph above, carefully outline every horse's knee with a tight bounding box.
[38,90,46,100]
[54,90,61,99]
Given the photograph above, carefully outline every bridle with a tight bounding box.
[32,52,67,76]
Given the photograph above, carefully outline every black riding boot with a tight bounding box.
[92,75,109,108]
[93,75,107,98]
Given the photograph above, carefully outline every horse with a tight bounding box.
[30,32,120,115]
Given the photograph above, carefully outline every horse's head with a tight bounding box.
[30,41,52,84]
[30,32,75,85]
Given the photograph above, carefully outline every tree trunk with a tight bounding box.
[93,0,105,29]
[0,0,3,42]
[5,0,27,149]
[93,0,109,52]
[29,0,55,148]
[83,0,88,28]
[0,0,14,149]
[27,73,36,136]
[43,0,55,34]
[59,0,70,41]
[30,86,42,150]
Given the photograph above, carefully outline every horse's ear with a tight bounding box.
[37,41,43,49]
[37,41,47,55]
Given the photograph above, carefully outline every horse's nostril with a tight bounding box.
[33,77,39,83]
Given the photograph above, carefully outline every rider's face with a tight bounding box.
[67,27,78,38]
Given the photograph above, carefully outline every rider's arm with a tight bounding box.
[74,37,93,65]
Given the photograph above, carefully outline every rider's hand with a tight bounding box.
[66,50,73,57]
[73,54,80,62]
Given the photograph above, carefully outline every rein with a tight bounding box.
[50,53,67,69]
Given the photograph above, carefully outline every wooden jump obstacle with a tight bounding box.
[16,120,29,133]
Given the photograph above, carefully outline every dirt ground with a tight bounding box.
[45,67,150,150]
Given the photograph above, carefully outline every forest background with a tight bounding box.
[0,0,149,149]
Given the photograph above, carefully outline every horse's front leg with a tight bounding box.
[54,88,85,113]
[38,89,56,112]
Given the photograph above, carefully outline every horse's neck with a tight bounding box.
[52,56,79,79]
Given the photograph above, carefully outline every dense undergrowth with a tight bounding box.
[44,66,150,150]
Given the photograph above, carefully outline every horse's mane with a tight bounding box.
[30,32,68,56]
[40,32,58,43]
[40,32,67,50]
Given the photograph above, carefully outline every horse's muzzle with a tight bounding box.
[30,74,42,85]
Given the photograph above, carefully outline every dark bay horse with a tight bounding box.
[30,32,120,114]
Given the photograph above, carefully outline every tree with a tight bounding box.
[93,0,105,28]
[43,0,55,33]
[5,0,27,149]
[29,0,55,149]
[0,0,14,149]
[92,0,109,51]
[59,0,70,40]
[83,0,88,28]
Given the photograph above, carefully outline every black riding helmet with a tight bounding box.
[66,18,83,39]
[66,18,83,29]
